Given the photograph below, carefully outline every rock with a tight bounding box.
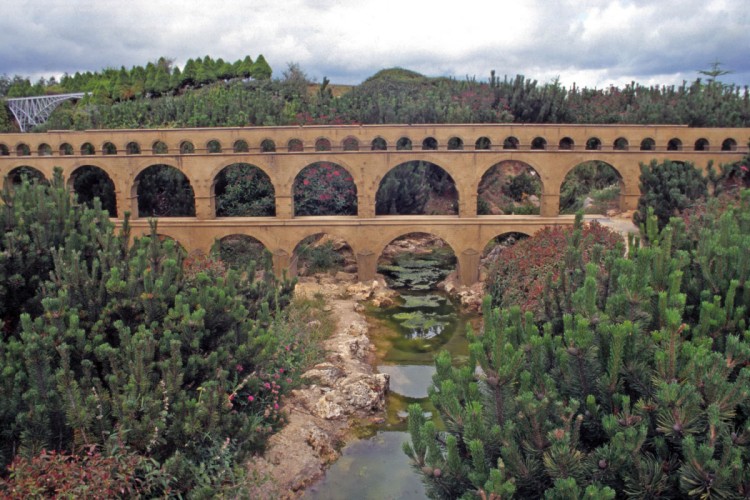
[343,264,358,273]
[354,303,365,312]
[371,295,394,308]
[306,427,339,463]
[346,282,373,301]
[314,395,344,420]
[303,363,345,387]
[335,271,357,282]
[307,319,322,329]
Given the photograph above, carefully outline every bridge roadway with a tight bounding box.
[0,124,747,284]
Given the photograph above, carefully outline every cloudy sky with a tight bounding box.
[2,0,749,89]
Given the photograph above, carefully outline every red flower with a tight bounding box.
[303,179,310,185]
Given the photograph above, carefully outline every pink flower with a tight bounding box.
[279,368,285,374]
[235,364,244,373]
[274,403,279,410]
[247,395,254,402]
[741,165,748,172]
[303,179,310,185]
[228,394,235,401]
[264,382,271,389]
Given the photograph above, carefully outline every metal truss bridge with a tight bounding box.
[4,93,88,132]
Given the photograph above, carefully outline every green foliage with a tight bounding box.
[215,163,275,217]
[136,164,196,217]
[634,160,708,230]
[5,59,750,132]
[410,196,750,498]
[559,162,621,214]
[0,173,336,497]
[296,238,344,275]
[71,166,117,217]
[375,161,457,215]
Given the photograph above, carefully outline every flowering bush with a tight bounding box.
[0,447,168,498]
[486,220,622,321]
[294,162,357,215]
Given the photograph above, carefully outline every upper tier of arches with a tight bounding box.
[0,125,745,158]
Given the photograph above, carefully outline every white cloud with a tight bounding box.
[1,0,747,88]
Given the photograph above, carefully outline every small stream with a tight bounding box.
[305,247,478,500]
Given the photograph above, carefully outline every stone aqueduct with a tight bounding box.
[0,124,747,285]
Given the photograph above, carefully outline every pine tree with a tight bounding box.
[408,197,750,498]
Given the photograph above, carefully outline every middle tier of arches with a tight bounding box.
[1,151,660,219]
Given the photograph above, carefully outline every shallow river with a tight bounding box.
[306,252,478,499]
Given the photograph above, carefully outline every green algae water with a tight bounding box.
[305,248,477,500]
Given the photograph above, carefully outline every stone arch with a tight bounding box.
[342,136,359,151]
[640,138,655,151]
[288,138,303,152]
[38,143,52,156]
[213,163,276,217]
[376,161,458,215]
[0,144,8,156]
[482,231,531,259]
[315,137,332,151]
[16,143,30,156]
[291,232,357,277]
[422,137,438,150]
[133,164,196,217]
[477,160,542,215]
[447,137,463,150]
[102,142,117,155]
[667,138,682,151]
[375,231,459,289]
[694,138,709,151]
[207,139,222,153]
[559,137,574,150]
[213,234,273,270]
[126,142,141,155]
[559,160,623,214]
[180,140,195,154]
[503,136,519,149]
[233,139,249,153]
[69,165,117,217]
[60,143,73,155]
[531,137,547,150]
[396,137,412,151]
[152,141,168,154]
[81,142,95,155]
[371,137,387,151]
[260,139,276,152]
[586,137,602,150]
[5,166,47,189]
[475,137,491,150]
[722,138,737,151]
[293,162,357,216]
[614,137,629,150]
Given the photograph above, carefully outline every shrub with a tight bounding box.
[407,198,750,498]
[294,162,357,216]
[634,159,707,229]
[486,217,622,321]
[0,172,333,497]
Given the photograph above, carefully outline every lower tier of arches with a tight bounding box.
[122,215,587,286]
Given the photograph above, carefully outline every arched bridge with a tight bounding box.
[1,124,747,285]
